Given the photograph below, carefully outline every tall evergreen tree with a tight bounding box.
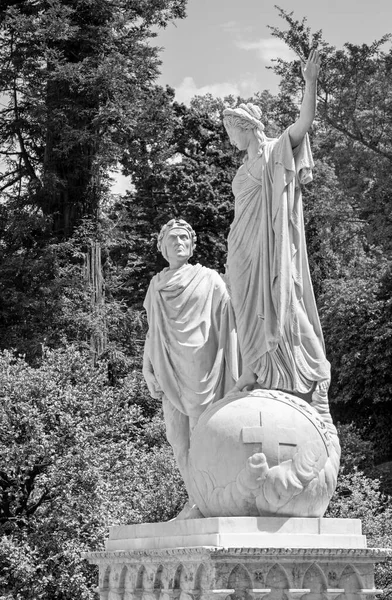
[0,0,187,358]
[112,91,280,305]
[0,0,187,238]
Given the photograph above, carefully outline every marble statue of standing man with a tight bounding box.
[143,218,239,518]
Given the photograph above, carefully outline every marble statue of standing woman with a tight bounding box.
[223,50,334,426]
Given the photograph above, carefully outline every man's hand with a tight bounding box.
[301,48,321,86]
[143,362,163,400]
[143,331,163,400]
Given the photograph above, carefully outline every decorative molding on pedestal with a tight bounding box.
[86,546,392,563]
[83,518,391,600]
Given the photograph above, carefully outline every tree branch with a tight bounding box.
[319,100,392,162]
[11,75,40,185]
[25,488,52,517]
[0,174,22,192]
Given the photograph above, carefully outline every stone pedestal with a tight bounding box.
[83,518,389,600]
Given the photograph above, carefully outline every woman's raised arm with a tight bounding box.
[288,49,321,148]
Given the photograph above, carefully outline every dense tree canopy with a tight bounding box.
[0,346,186,599]
[0,0,186,238]
[0,0,186,359]
[269,7,392,255]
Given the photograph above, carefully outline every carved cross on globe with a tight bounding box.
[241,411,298,466]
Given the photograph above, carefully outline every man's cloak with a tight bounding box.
[143,263,239,418]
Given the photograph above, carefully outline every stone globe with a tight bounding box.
[188,389,340,518]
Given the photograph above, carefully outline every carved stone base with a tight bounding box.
[83,518,390,600]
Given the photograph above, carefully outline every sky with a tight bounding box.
[154,0,392,103]
[112,0,392,192]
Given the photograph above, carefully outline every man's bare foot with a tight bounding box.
[169,502,204,520]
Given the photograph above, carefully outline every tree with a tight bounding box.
[268,6,392,256]
[320,259,392,462]
[0,0,187,238]
[0,0,187,360]
[327,424,392,598]
[0,345,186,599]
[110,90,281,305]
[300,153,365,299]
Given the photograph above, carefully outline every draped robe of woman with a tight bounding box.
[226,128,330,394]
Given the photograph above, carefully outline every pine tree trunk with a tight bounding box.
[84,241,106,362]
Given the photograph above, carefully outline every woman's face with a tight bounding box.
[225,124,254,151]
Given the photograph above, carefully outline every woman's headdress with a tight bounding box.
[223,103,265,132]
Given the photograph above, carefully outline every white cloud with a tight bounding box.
[175,77,239,105]
[236,37,297,63]
[175,75,260,105]
[220,20,254,35]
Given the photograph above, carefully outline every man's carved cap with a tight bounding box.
[223,103,265,132]
[157,218,197,259]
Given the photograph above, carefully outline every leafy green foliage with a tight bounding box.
[0,216,145,365]
[301,154,365,299]
[269,8,392,156]
[110,91,282,305]
[321,259,392,460]
[0,4,392,598]
[328,424,392,598]
[268,8,392,258]
[0,345,186,599]
[0,0,187,237]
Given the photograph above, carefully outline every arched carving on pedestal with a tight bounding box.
[172,564,194,600]
[338,566,363,600]
[124,565,138,600]
[195,563,209,596]
[155,565,170,600]
[119,567,127,592]
[265,564,290,600]
[154,565,166,590]
[227,564,254,600]
[179,564,195,600]
[302,564,328,600]
[136,567,147,593]
[141,566,157,600]
[108,565,126,600]
[100,566,111,600]
[173,565,185,592]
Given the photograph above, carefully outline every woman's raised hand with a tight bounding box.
[301,48,321,85]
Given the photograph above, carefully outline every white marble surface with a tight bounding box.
[188,390,340,518]
[105,517,366,552]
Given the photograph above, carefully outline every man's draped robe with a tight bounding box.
[143,263,239,495]
[143,263,239,419]
[226,129,330,394]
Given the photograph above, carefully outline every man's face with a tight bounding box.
[164,228,192,267]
